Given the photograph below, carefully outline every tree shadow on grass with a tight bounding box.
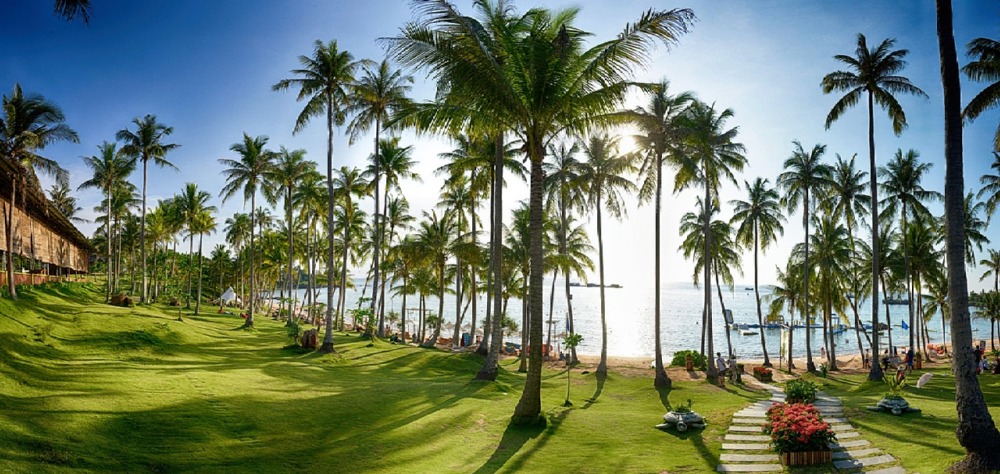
[472,420,546,474]
[581,371,606,409]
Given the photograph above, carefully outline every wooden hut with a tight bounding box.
[1,158,91,285]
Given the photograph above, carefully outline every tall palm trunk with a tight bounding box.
[803,190,814,372]
[902,208,915,351]
[286,187,295,324]
[187,234,194,308]
[319,98,336,353]
[401,275,408,343]
[559,188,577,364]
[715,264,733,360]
[340,211,350,331]
[704,173,717,382]
[866,90,884,381]
[512,149,544,424]
[753,226,770,366]
[372,122,382,336]
[4,181,17,299]
[452,263,463,349]
[477,133,505,379]
[105,190,112,301]
[196,232,204,315]
[938,2,1000,468]
[653,151,670,387]
[596,195,609,375]
[546,268,557,356]
[421,261,445,347]
[469,182,479,353]
[140,159,148,303]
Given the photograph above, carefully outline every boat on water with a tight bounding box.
[744,287,753,291]
[739,328,758,336]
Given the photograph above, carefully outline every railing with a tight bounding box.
[0,272,88,286]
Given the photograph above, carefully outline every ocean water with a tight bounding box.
[282,278,988,361]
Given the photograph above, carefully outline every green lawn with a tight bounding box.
[0,283,771,473]
[802,364,1000,473]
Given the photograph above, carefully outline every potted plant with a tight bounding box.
[763,403,837,466]
[752,366,773,382]
[657,398,706,432]
[784,379,817,404]
[868,372,921,415]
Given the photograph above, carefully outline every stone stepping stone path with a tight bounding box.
[715,381,908,473]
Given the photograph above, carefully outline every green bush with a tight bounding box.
[784,379,817,404]
[670,350,706,370]
[286,320,303,345]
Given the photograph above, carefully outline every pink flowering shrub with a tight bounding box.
[762,403,837,453]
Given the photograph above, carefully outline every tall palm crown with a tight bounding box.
[219,133,276,327]
[346,58,413,326]
[79,141,134,299]
[821,33,926,380]
[176,183,216,308]
[778,140,832,372]
[273,39,362,353]
[389,0,694,414]
[117,114,178,303]
[48,182,84,222]
[962,37,1000,150]
[976,152,1000,217]
[265,146,312,322]
[625,81,694,386]
[963,192,990,265]
[730,177,785,366]
[1,83,78,299]
[803,213,852,369]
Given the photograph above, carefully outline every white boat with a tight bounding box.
[739,328,758,336]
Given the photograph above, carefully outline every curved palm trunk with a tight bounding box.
[195,232,204,315]
[545,269,557,357]
[421,262,445,348]
[715,266,733,361]
[596,197,609,375]
[937,3,1000,468]
[512,150,545,424]
[753,226,770,366]
[866,91,884,381]
[4,181,17,299]
[653,152,670,387]
[319,99,336,353]
[882,277,894,354]
[477,133,505,379]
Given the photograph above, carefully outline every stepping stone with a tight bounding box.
[719,454,779,462]
[867,467,906,474]
[833,454,896,469]
[724,434,770,442]
[824,417,848,424]
[829,424,853,432]
[716,464,783,472]
[722,443,771,451]
[728,425,764,432]
[832,448,882,460]
[734,411,767,417]
[835,431,861,439]
[829,439,871,450]
[731,418,766,425]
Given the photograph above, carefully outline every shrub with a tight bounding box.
[752,366,773,380]
[670,350,706,370]
[785,379,817,404]
[286,320,303,345]
[763,403,837,454]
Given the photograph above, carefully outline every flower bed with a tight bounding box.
[763,402,837,465]
[752,366,772,382]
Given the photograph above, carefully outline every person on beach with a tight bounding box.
[881,350,890,372]
[905,347,914,372]
[715,352,727,377]
[863,349,871,369]
[975,345,983,374]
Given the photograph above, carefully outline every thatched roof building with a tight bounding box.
[1,158,91,276]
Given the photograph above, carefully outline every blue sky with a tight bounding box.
[3,1,999,290]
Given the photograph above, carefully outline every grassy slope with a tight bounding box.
[0,283,767,473]
[807,366,1000,473]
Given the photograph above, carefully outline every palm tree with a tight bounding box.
[294,169,327,323]
[53,0,91,23]
[265,147,312,323]
[219,133,276,328]
[176,183,216,309]
[822,33,927,381]
[823,153,873,358]
[117,114,179,303]
[224,213,252,310]
[416,210,456,348]
[963,36,1000,151]
[333,166,369,333]
[273,39,362,354]
[677,100,747,382]
[778,140,832,372]
[47,182,85,223]
[347,59,413,332]
[627,81,695,387]
[578,133,636,374]
[963,193,990,265]
[1,84,78,299]
[79,141,135,301]
[191,210,216,315]
[803,214,851,370]
[936,4,1000,466]
[543,141,585,364]
[768,259,804,369]
[730,177,785,366]
[977,153,1000,220]
[390,2,694,417]
[879,148,940,351]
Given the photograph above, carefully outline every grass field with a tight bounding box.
[0,282,776,473]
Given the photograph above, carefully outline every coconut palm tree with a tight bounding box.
[415,210,456,348]
[963,36,1000,151]
[294,169,326,323]
[879,148,940,351]
[977,153,1000,220]
[730,177,785,367]
[333,166,369,330]
[219,133,276,327]
[627,81,695,387]
[273,39,362,353]
[1,84,78,299]
[224,213,252,309]
[822,33,927,381]
[265,146,312,323]
[778,140,832,372]
[389,2,694,416]
[47,181,85,223]
[175,183,216,309]
[802,214,851,370]
[191,210,216,315]
[577,133,636,374]
[963,193,990,265]
[767,258,804,369]
[544,214,594,356]
[677,100,747,382]
[347,59,413,331]
[79,141,135,301]
[822,154,873,357]
[53,0,91,23]
[117,114,179,303]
